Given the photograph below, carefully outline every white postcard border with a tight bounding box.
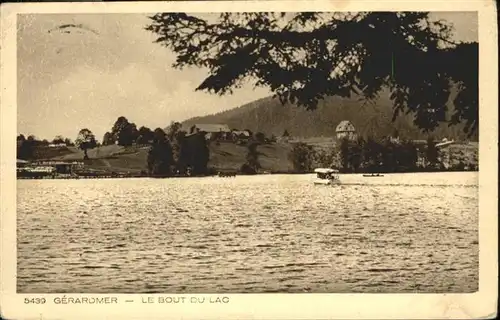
[1,1,497,319]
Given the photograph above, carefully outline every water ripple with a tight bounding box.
[17,172,478,293]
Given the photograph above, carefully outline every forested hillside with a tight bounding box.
[183,88,477,141]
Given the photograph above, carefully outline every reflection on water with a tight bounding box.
[17,172,478,293]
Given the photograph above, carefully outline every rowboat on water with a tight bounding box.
[363,173,384,177]
[217,171,237,177]
[313,168,341,185]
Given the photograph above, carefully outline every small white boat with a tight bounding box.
[313,168,340,185]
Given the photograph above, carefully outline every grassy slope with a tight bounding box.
[30,146,76,160]
[52,145,150,173]
[42,139,477,173]
[210,141,294,172]
[47,142,296,173]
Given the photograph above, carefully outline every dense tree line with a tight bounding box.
[101,118,211,176]
[337,137,420,173]
[288,136,470,173]
[102,116,142,146]
[147,122,210,177]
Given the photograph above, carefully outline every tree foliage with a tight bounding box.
[102,132,115,146]
[184,132,210,175]
[147,126,211,176]
[111,116,139,146]
[64,138,74,146]
[147,128,174,176]
[425,137,440,168]
[75,128,97,160]
[17,134,35,160]
[166,121,183,141]
[289,142,316,173]
[241,141,261,174]
[254,132,266,143]
[146,12,478,136]
[337,137,420,173]
[137,126,154,144]
[52,135,65,144]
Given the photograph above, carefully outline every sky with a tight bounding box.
[17,12,478,141]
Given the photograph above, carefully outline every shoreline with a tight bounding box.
[16,168,479,180]
[17,139,478,180]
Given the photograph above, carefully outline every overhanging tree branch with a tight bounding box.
[146,12,478,137]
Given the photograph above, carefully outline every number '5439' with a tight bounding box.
[24,298,46,304]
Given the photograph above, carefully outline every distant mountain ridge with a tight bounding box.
[182,89,476,141]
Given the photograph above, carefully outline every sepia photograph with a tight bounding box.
[1,0,498,319]
[15,9,481,293]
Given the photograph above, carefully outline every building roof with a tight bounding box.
[194,124,231,133]
[335,120,356,133]
[232,130,251,136]
[436,140,455,148]
[315,168,339,173]
[33,160,83,165]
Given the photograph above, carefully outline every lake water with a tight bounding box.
[17,172,478,293]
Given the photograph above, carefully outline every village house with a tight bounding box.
[16,159,29,168]
[181,124,256,144]
[389,130,401,144]
[17,159,84,178]
[231,129,252,141]
[190,124,231,140]
[335,120,357,140]
[48,143,67,148]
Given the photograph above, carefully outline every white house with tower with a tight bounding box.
[335,120,357,140]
